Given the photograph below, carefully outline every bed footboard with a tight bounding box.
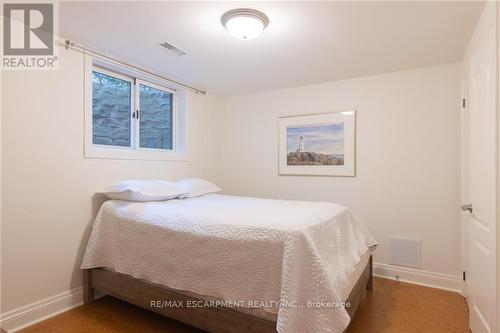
[82,255,373,332]
[83,269,95,305]
[83,268,276,333]
[345,255,372,319]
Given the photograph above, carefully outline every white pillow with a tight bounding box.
[103,180,185,202]
[176,178,221,198]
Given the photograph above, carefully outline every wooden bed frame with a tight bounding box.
[83,256,372,333]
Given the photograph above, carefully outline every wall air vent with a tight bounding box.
[389,236,421,269]
[159,42,187,56]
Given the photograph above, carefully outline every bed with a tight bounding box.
[81,194,377,333]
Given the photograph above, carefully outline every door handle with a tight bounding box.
[461,204,473,214]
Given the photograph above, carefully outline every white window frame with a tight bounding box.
[84,54,187,161]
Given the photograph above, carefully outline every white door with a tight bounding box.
[463,13,497,333]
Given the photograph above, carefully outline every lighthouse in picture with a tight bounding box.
[297,136,305,152]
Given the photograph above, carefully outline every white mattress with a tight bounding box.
[82,194,377,333]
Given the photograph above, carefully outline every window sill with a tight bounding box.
[84,146,189,162]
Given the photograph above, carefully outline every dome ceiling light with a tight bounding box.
[221,8,269,40]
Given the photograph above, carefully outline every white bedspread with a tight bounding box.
[81,194,377,333]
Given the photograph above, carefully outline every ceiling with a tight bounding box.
[60,1,484,96]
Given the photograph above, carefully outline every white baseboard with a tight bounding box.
[0,288,84,333]
[373,262,462,292]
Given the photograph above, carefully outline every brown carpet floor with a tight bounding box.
[16,277,469,333]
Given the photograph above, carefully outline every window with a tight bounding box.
[85,58,185,161]
[91,68,174,151]
[92,71,132,147]
[139,83,173,150]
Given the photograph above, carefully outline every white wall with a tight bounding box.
[0,48,222,313]
[0,48,463,329]
[219,63,461,277]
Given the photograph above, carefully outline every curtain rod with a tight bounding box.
[63,40,207,95]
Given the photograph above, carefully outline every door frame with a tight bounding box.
[496,2,500,326]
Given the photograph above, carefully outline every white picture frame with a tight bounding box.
[278,111,356,176]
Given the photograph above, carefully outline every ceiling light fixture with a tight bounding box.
[221,8,269,40]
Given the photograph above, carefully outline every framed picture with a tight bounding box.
[278,111,356,176]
